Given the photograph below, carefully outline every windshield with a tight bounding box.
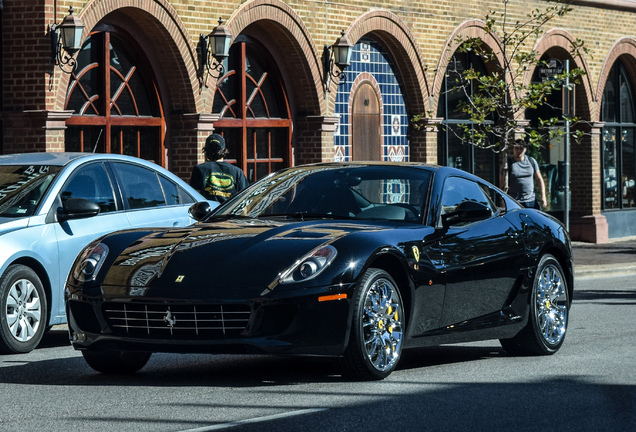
[0,165,61,217]
[216,165,432,223]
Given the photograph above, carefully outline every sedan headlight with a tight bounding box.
[73,243,109,283]
[279,245,337,284]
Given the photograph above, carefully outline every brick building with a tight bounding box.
[2,0,636,242]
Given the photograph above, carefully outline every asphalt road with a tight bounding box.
[1,274,634,432]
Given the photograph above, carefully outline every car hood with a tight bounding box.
[0,217,29,235]
[100,218,394,298]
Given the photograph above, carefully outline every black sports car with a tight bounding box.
[66,163,573,380]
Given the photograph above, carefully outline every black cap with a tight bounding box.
[204,133,225,154]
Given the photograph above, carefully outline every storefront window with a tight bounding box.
[437,53,497,185]
[601,61,636,210]
[526,55,567,214]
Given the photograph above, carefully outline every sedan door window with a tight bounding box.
[158,175,196,206]
[60,163,117,213]
[111,163,166,210]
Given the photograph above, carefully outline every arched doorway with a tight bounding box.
[64,28,165,164]
[352,82,381,161]
[211,36,292,183]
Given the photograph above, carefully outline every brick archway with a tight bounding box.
[54,0,202,115]
[346,10,430,117]
[596,37,636,120]
[345,10,431,162]
[530,29,594,121]
[227,0,324,117]
[433,19,505,112]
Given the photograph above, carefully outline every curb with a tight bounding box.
[574,263,636,279]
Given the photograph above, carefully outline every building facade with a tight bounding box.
[2,0,636,242]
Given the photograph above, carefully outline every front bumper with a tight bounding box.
[65,283,354,357]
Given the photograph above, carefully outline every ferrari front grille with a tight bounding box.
[103,302,250,339]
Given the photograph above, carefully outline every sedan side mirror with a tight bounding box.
[189,201,212,221]
[58,197,101,222]
[442,201,492,229]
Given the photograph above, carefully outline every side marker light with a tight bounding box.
[318,293,348,302]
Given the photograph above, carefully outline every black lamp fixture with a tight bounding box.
[200,18,232,80]
[51,6,85,74]
[323,30,353,88]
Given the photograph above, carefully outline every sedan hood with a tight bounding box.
[101,218,391,298]
[0,217,29,235]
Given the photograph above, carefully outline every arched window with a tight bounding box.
[64,29,165,164]
[601,60,636,210]
[211,37,292,183]
[437,52,497,185]
[334,38,409,162]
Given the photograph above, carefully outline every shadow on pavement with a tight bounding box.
[0,343,503,388]
[574,289,636,304]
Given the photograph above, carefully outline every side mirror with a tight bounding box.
[442,201,492,228]
[188,201,212,221]
[58,197,100,222]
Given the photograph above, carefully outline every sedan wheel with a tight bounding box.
[342,268,404,380]
[82,350,152,374]
[0,265,47,354]
[500,254,569,355]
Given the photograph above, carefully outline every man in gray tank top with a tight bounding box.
[508,139,547,209]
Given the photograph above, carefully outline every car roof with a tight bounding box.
[0,152,94,166]
[301,161,439,170]
[0,152,162,167]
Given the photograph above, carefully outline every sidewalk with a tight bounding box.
[573,236,636,279]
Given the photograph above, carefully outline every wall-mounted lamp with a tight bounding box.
[200,18,232,80]
[323,30,353,88]
[51,6,85,74]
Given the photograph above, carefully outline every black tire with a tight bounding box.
[82,350,152,374]
[342,268,404,380]
[500,254,569,356]
[0,264,48,354]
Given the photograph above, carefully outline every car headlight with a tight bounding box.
[279,245,337,284]
[73,243,109,283]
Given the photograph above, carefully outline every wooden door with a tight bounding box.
[352,83,381,161]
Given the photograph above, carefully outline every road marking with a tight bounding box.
[177,408,328,432]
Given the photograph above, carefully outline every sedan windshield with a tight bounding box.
[216,165,432,223]
[0,165,61,217]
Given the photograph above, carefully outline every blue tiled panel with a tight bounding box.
[334,38,409,162]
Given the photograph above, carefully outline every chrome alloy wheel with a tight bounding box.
[6,278,42,343]
[535,262,568,347]
[361,276,404,372]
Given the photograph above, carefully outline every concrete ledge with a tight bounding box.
[570,214,609,243]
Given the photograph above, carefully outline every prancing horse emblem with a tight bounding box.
[411,245,420,263]
[163,310,176,329]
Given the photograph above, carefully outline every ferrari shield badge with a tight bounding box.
[411,245,420,263]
